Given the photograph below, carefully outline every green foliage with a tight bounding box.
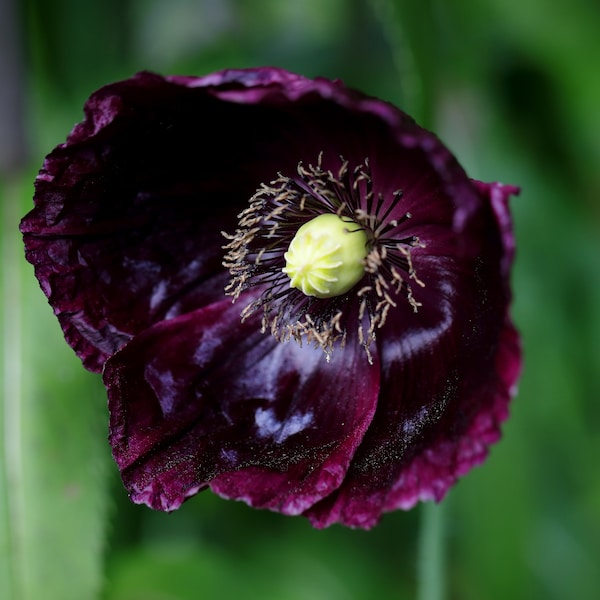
[1,179,111,600]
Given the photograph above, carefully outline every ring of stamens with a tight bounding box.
[222,154,425,362]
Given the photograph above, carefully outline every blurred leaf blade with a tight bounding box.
[1,177,26,600]
[1,176,112,600]
[370,0,443,127]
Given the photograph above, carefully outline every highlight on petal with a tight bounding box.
[105,296,380,515]
[22,67,522,528]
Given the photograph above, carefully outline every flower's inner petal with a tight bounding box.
[105,295,380,515]
[304,183,520,528]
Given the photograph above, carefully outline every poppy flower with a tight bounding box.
[21,68,521,529]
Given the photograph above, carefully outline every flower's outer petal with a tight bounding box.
[306,182,521,528]
[473,180,521,277]
[20,72,246,371]
[104,295,380,515]
[19,69,416,372]
[18,71,300,372]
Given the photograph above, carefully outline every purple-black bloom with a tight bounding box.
[21,68,521,529]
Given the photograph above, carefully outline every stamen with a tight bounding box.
[222,156,426,360]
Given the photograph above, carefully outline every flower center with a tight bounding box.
[222,155,425,360]
[282,214,368,298]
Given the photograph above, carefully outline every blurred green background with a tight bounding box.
[1,0,599,599]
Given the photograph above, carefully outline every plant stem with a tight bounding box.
[417,501,447,600]
[1,176,26,600]
[369,0,440,129]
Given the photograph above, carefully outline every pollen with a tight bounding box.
[282,213,368,298]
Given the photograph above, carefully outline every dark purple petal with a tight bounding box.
[305,182,521,528]
[19,69,423,372]
[21,72,246,371]
[473,180,521,277]
[105,295,380,514]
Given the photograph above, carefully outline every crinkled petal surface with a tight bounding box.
[22,68,521,528]
[104,294,380,514]
[306,182,521,528]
